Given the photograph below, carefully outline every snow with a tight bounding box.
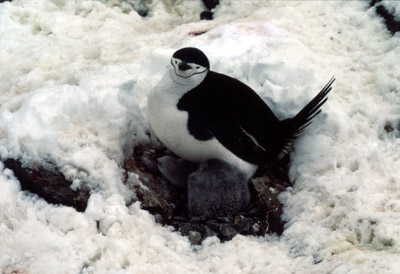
[1,0,400,273]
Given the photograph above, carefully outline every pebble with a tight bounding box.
[252,223,260,234]
[220,224,238,239]
[189,231,202,245]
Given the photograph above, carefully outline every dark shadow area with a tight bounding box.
[370,0,400,34]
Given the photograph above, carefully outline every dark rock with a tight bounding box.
[384,122,394,134]
[178,223,193,236]
[251,157,292,235]
[123,0,149,17]
[370,0,380,7]
[206,221,220,231]
[370,0,400,34]
[154,214,163,223]
[251,223,260,234]
[3,159,90,212]
[202,0,219,10]
[123,145,181,212]
[205,226,217,237]
[200,11,214,21]
[173,216,189,222]
[191,223,207,234]
[233,215,251,233]
[216,217,234,223]
[375,5,400,34]
[189,231,202,245]
[188,30,207,37]
[200,0,219,21]
[136,8,148,17]
[141,148,161,173]
[220,224,238,239]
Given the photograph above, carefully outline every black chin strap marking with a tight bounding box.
[171,59,208,79]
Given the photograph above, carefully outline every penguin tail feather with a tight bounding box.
[280,77,335,155]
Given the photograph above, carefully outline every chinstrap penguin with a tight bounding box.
[147,47,335,180]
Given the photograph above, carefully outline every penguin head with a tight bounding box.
[169,47,209,86]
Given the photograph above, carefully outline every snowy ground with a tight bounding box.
[1,0,400,273]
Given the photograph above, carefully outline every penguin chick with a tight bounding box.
[157,155,197,188]
[187,159,250,220]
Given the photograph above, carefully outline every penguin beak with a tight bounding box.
[178,60,191,71]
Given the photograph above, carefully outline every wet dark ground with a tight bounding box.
[370,0,400,34]
[4,143,292,245]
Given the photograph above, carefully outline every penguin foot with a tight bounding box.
[188,159,251,219]
[157,155,198,188]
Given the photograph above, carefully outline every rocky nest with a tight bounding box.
[123,145,292,244]
[3,144,293,245]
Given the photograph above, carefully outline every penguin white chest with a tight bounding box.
[147,72,257,178]
[147,75,204,160]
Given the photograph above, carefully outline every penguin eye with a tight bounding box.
[195,66,200,69]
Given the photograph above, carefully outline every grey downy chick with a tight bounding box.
[188,159,251,220]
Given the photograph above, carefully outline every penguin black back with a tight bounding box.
[178,69,335,166]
